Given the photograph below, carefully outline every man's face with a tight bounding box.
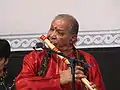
[47,19,72,49]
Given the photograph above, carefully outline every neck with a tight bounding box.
[58,45,75,55]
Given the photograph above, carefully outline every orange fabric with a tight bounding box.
[15,50,105,90]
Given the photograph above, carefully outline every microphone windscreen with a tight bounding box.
[35,42,48,49]
[36,42,44,48]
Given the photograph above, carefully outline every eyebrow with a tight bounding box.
[51,25,64,31]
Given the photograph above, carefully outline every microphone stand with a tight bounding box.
[68,57,76,90]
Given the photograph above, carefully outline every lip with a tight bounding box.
[49,39,57,44]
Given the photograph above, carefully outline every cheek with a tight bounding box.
[57,37,70,44]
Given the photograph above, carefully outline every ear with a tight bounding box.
[71,34,77,43]
[4,59,8,65]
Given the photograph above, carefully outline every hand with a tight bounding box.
[60,66,86,85]
[60,68,72,85]
[75,66,86,82]
[89,82,97,90]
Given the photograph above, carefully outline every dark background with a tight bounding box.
[8,47,120,90]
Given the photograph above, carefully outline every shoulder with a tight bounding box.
[24,50,46,62]
[78,50,96,64]
[25,50,46,57]
[79,50,93,58]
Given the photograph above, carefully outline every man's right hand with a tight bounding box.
[60,68,72,85]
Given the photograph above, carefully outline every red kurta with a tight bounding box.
[15,50,105,90]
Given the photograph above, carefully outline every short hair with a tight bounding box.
[0,39,10,59]
[53,14,79,35]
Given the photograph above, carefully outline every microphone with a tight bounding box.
[33,42,46,50]
[33,42,61,54]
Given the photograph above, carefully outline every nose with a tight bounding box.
[50,31,57,38]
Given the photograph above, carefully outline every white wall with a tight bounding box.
[0,0,120,35]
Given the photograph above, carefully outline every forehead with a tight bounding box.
[51,19,71,30]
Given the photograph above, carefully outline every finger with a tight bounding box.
[75,69,84,74]
[89,82,97,89]
[67,67,71,72]
[92,84,97,89]
[75,79,81,83]
[75,74,87,79]
[75,66,84,70]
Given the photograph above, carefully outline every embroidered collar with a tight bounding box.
[0,71,7,85]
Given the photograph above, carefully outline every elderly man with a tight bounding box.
[15,14,105,90]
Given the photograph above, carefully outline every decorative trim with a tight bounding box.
[76,29,120,48]
[0,30,120,51]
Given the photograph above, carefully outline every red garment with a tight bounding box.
[15,50,105,90]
